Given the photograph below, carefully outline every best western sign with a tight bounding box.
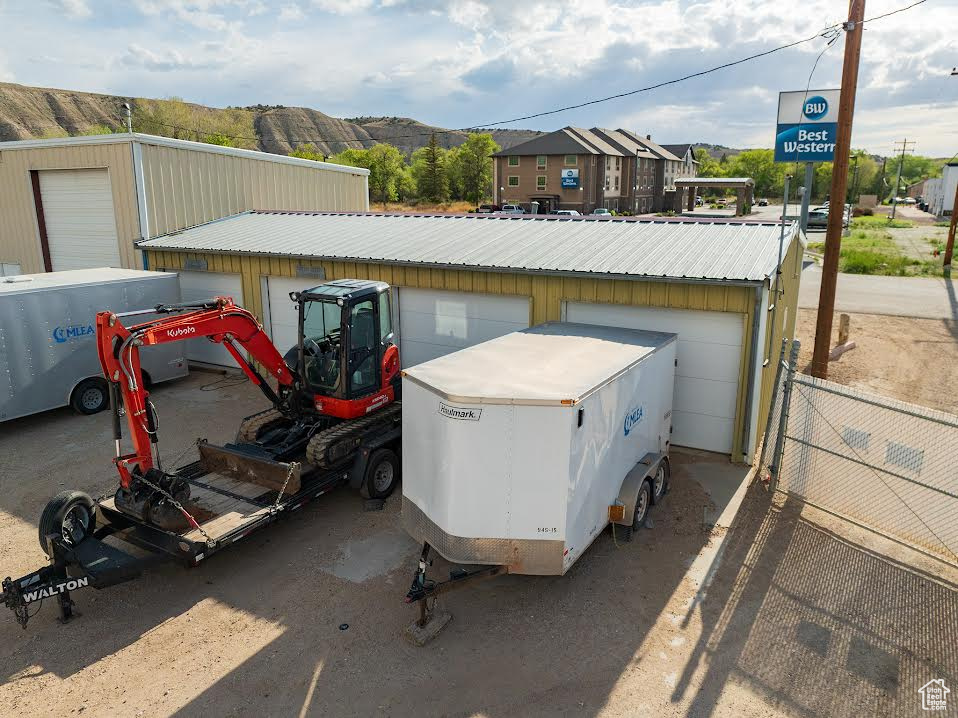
[561,168,579,188]
[774,89,840,163]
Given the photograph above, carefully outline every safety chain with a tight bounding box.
[272,462,300,511]
[135,472,215,548]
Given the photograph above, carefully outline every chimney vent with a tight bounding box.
[646,134,651,140]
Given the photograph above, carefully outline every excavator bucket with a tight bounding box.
[197,441,302,495]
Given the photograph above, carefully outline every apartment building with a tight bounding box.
[492,127,692,214]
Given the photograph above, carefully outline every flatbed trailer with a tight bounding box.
[2,419,400,628]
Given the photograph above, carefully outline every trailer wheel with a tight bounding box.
[71,378,108,415]
[632,480,652,532]
[38,490,96,555]
[651,461,670,504]
[360,449,399,499]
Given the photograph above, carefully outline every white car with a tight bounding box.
[591,208,612,216]
[499,204,526,214]
[554,210,581,216]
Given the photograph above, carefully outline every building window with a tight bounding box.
[614,176,619,190]
[537,175,547,189]
[615,157,620,170]
[537,155,546,169]
[605,176,611,190]
[508,175,519,187]
[564,155,577,166]
[606,157,610,170]
[508,156,519,166]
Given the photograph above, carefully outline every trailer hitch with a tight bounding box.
[2,560,83,629]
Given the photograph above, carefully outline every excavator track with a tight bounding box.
[237,408,287,442]
[306,403,402,468]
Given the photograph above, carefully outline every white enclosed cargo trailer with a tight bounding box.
[401,322,677,579]
[0,268,188,421]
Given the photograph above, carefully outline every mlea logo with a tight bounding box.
[624,406,644,436]
[803,96,829,121]
[52,324,95,343]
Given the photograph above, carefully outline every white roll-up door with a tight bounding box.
[39,169,122,271]
[564,302,744,454]
[175,270,244,368]
[398,288,530,367]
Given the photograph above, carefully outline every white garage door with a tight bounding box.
[399,288,530,367]
[564,302,744,454]
[176,270,244,368]
[263,277,313,356]
[39,169,122,271]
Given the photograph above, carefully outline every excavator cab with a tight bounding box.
[294,279,400,418]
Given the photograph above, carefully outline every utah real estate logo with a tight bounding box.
[919,679,950,711]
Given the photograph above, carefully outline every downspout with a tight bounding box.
[743,280,770,460]
[363,173,370,211]
[131,137,150,269]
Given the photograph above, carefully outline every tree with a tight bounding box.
[726,149,784,199]
[329,148,372,168]
[411,133,449,202]
[694,148,722,178]
[445,146,465,201]
[204,132,235,147]
[133,97,256,149]
[289,143,326,161]
[457,133,500,204]
[366,143,405,207]
[396,165,417,203]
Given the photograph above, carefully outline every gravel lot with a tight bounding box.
[1,371,954,717]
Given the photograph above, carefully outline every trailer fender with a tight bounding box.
[612,453,666,526]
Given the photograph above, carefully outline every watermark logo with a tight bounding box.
[919,679,950,711]
[623,405,644,436]
[52,324,95,343]
[803,96,829,121]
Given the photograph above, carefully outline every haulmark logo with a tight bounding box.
[439,403,481,421]
[166,326,197,339]
[21,577,89,604]
[623,406,644,436]
[52,324,95,343]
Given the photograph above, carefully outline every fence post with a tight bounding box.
[769,339,801,493]
[757,337,789,472]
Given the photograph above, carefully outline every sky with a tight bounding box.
[0,0,956,156]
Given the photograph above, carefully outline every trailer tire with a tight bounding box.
[632,480,652,532]
[38,490,96,555]
[651,460,670,504]
[71,378,109,415]
[360,449,399,499]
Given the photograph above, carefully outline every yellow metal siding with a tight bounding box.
[140,144,368,237]
[756,236,803,445]
[146,249,772,461]
[0,142,138,273]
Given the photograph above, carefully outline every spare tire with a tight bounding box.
[38,490,96,555]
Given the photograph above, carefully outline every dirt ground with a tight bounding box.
[1,373,956,717]
[795,308,958,415]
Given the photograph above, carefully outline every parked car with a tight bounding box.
[499,204,526,214]
[591,208,612,216]
[695,196,704,206]
[554,210,581,216]
[473,204,501,213]
[806,208,849,230]
[903,197,917,205]
[756,198,769,207]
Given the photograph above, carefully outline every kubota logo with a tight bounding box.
[166,326,197,339]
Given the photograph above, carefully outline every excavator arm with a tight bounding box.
[96,297,296,489]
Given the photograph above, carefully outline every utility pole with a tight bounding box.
[811,0,865,379]
[945,177,958,268]
[890,138,916,219]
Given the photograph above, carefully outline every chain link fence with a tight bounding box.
[760,340,958,565]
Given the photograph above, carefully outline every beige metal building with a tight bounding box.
[0,133,369,277]
[139,211,805,464]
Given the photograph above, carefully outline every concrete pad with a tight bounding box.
[321,529,419,583]
[405,610,452,646]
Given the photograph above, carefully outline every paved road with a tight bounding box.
[799,263,958,320]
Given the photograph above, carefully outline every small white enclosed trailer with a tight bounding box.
[401,322,677,581]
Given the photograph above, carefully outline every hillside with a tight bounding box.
[0,82,541,156]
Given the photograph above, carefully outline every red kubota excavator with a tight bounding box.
[2,279,402,627]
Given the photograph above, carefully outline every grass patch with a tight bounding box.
[805,224,944,276]
[935,220,953,227]
[851,215,914,229]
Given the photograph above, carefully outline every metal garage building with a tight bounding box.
[0,132,369,278]
[139,212,804,463]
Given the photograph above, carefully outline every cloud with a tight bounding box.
[48,0,91,18]
[278,3,304,21]
[120,43,225,71]
[310,0,373,14]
